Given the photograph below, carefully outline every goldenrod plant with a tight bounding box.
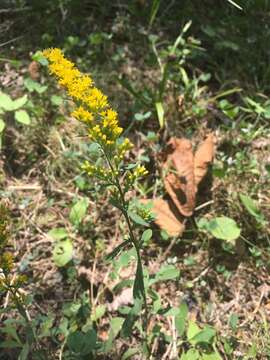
[0,203,39,358]
[42,48,151,350]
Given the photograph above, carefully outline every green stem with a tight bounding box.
[103,149,149,347]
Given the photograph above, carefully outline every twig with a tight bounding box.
[0,35,23,48]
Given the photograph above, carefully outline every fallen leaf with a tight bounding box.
[28,61,40,80]
[194,133,215,186]
[145,133,215,236]
[151,198,185,236]
[165,138,195,217]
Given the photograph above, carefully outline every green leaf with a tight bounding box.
[198,216,241,243]
[48,227,68,241]
[67,329,97,356]
[0,340,21,349]
[0,119,5,133]
[24,78,47,94]
[69,197,89,226]
[121,348,139,360]
[32,51,49,66]
[128,211,149,227]
[155,102,165,129]
[91,305,106,322]
[50,95,63,106]
[191,326,216,345]
[133,257,145,301]
[15,110,31,125]
[141,229,152,245]
[103,316,125,352]
[18,343,30,360]
[180,349,200,360]
[52,239,73,267]
[228,313,238,331]
[150,264,180,285]
[187,321,201,343]
[0,92,14,111]
[10,95,28,110]
[121,298,142,338]
[105,239,130,262]
[239,194,263,220]
[175,301,188,336]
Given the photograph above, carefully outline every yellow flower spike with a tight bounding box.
[72,106,94,123]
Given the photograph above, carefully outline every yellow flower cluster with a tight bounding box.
[42,48,124,149]
[127,165,148,184]
[82,162,113,179]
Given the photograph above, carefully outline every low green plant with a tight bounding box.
[0,91,30,147]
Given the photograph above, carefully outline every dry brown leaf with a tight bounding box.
[194,133,215,186]
[143,133,215,236]
[164,138,195,217]
[28,61,40,80]
[151,198,185,236]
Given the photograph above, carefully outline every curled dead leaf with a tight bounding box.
[144,133,215,236]
[151,198,185,237]
[194,133,215,186]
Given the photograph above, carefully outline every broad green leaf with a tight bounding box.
[48,227,68,241]
[0,119,5,132]
[0,92,14,111]
[155,102,165,129]
[69,197,89,226]
[52,239,73,267]
[198,216,241,243]
[67,329,97,356]
[10,95,28,110]
[15,110,31,125]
